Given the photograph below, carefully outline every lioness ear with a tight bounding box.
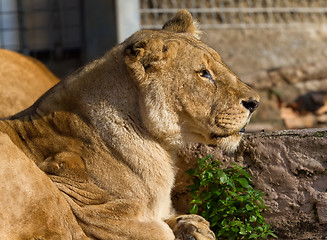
[162,9,201,39]
[124,38,176,85]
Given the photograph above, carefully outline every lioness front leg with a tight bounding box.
[165,214,215,240]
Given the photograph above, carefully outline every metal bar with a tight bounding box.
[0,7,79,15]
[140,8,327,14]
[16,0,24,52]
[139,0,327,29]
[141,22,326,29]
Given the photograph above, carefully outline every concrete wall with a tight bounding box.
[202,28,327,77]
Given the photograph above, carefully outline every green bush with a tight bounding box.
[186,155,277,239]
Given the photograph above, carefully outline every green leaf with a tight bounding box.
[190,204,198,214]
[219,172,228,184]
[231,226,239,232]
[249,215,257,222]
[221,218,228,227]
[249,233,260,239]
[230,220,243,227]
[238,167,252,179]
[268,232,278,238]
[237,178,251,188]
[246,204,254,210]
[239,227,247,235]
[246,224,253,232]
[191,199,202,204]
[257,226,264,232]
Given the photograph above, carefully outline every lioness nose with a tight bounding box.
[242,98,259,113]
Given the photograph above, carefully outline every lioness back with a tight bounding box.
[0,49,59,118]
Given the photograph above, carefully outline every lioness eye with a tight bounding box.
[200,69,216,86]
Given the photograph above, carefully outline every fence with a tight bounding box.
[0,0,82,53]
[140,0,327,29]
[1,0,327,76]
[2,1,327,51]
[0,0,19,50]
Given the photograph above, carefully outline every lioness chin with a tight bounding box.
[0,9,259,240]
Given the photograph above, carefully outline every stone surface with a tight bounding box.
[242,61,327,92]
[173,128,327,239]
[203,29,327,77]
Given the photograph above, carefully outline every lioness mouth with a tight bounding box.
[210,127,246,139]
[210,132,240,139]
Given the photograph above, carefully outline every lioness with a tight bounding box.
[0,10,259,239]
[0,49,59,118]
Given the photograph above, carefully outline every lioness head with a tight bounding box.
[124,10,259,152]
[14,10,258,154]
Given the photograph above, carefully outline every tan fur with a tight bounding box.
[0,10,259,239]
[0,49,59,118]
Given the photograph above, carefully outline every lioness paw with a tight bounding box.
[167,214,215,240]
